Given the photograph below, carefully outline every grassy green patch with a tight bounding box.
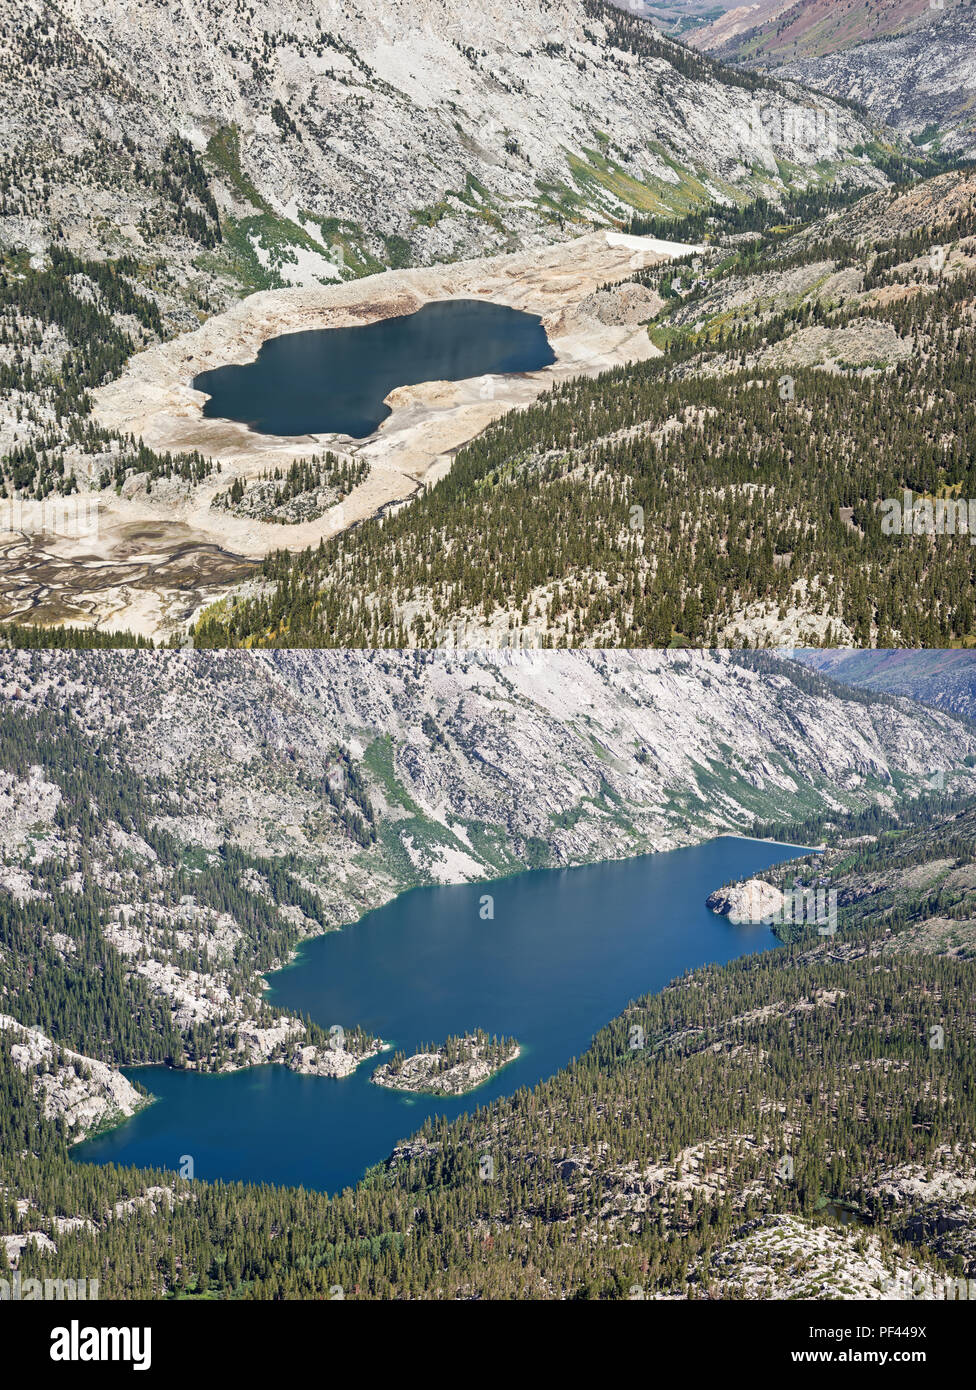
[362,736,422,814]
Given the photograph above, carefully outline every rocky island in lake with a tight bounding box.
[706,877,785,925]
[371,1031,520,1097]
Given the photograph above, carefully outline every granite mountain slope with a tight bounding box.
[680,0,976,156]
[688,0,962,64]
[1,0,884,297]
[792,650,976,722]
[775,5,976,156]
[1,646,974,1091]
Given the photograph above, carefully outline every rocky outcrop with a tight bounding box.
[2,1231,57,1269]
[707,877,785,924]
[756,320,915,370]
[697,1214,950,1301]
[578,281,664,326]
[0,1016,146,1142]
[287,1038,384,1079]
[372,1033,520,1095]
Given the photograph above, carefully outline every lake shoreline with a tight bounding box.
[72,835,818,1150]
[74,834,810,1192]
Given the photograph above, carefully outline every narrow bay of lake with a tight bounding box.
[192,299,556,438]
[74,836,806,1193]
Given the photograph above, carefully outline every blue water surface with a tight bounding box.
[192,299,556,438]
[75,836,805,1192]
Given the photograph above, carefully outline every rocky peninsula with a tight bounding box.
[371,1031,520,1096]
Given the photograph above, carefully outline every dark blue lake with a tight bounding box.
[75,836,805,1193]
[192,298,556,438]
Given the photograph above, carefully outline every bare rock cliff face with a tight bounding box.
[3,647,974,905]
[775,9,976,155]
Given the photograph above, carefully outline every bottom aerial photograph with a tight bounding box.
[0,647,973,1335]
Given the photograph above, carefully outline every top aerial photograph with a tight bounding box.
[1,0,974,650]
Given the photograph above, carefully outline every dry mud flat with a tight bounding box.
[0,522,257,637]
[0,231,699,640]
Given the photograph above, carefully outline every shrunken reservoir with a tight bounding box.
[192,299,557,439]
[75,836,804,1193]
